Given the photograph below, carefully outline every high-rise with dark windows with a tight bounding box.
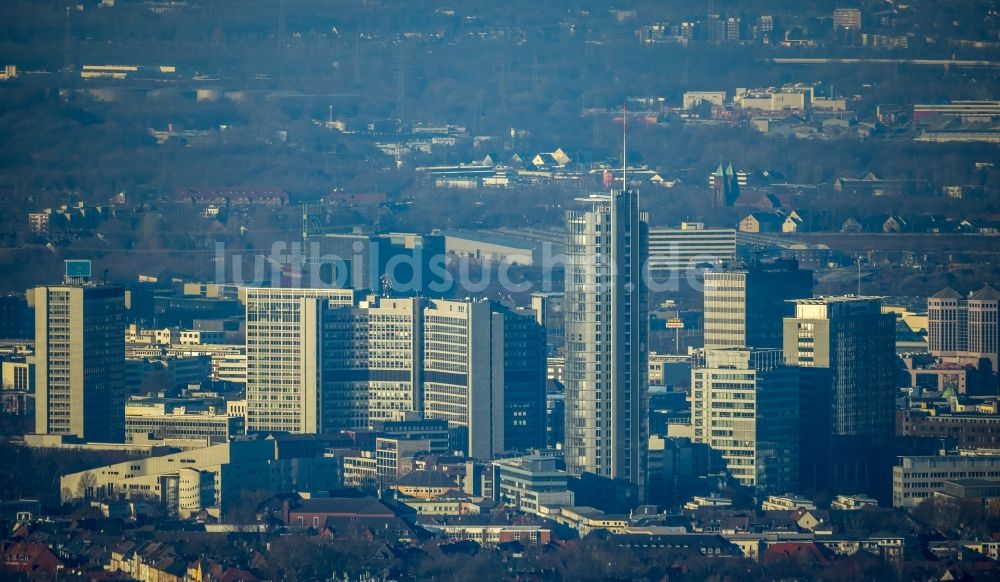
[703,259,813,350]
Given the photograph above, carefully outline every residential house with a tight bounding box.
[840,217,864,233]
[782,210,811,233]
[1,540,64,575]
[739,213,783,233]
[882,216,909,233]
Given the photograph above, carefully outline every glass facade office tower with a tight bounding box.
[703,259,813,350]
[564,191,649,499]
[784,296,897,494]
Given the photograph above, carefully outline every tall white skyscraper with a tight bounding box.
[564,190,649,498]
[245,288,357,434]
[34,278,126,442]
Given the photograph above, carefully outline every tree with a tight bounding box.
[76,472,97,500]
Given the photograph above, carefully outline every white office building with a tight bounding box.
[691,348,798,494]
[647,223,735,276]
[423,300,504,460]
[34,276,126,443]
[245,287,357,434]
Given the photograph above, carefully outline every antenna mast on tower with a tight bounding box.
[622,104,627,190]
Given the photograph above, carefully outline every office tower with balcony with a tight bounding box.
[563,191,649,499]
[691,348,798,494]
[34,263,126,442]
[703,259,813,350]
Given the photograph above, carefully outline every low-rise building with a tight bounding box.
[491,454,574,516]
[684,495,733,510]
[341,451,378,489]
[761,495,816,512]
[283,497,418,540]
[813,536,905,564]
[830,494,878,510]
[125,401,243,444]
[397,495,483,516]
[422,524,551,547]
[60,440,340,518]
[897,408,1000,448]
[935,478,1000,502]
[683,92,726,110]
[893,454,1000,508]
[542,506,628,536]
[394,470,459,499]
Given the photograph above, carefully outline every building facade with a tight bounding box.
[784,297,896,494]
[530,292,566,354]
[34,282,126,442]
[648,223,736,279]
[491,454,575,515]
[892,454,1000,508]
[691,348,799,494]
[245,288,358,434]
[703,260,813,350]
[898,409,1000,448]
[928,285,1000,377]
[564,191,649,499]
[422,300,504,460]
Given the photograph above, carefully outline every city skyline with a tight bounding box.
[3,1,1000,579]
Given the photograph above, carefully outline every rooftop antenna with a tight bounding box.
[857,255,863,296]
[622,103,627,190]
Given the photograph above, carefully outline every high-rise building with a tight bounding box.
[968,286,1000,371]
[703,259,813,350]
[783,297,896,492]
[927,288,967,355]
[245,288,358,434]
[34,265,126,442]
[0,294,33,340]
[322,297,425,431]
[530,292,565,354]
[691,348,798,494]
[500,306,547,452]
[422,300,504,460]
[647,223,736,278]
[928,285,1000,380]
[564,191,649,499]
[305,231,447,295]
